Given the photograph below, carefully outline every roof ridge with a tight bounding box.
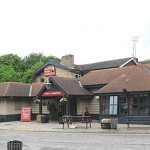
[52,77,70,95]
[77,57,133,66]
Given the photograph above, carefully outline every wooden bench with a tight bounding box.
[61,115,92,129]
[127,116,150,128]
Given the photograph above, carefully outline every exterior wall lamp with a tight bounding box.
[34,99,41,104]
[123,88,127,93]
[45,82,52,89]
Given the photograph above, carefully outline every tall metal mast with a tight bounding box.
[132,36,138,58]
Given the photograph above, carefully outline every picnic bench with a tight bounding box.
[61,115,92,129]
[127,116,150,128]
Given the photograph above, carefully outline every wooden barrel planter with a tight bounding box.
[101,123,111,129]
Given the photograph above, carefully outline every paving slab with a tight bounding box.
[0,121,150,134]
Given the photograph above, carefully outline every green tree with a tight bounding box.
[0,65,20,82]
[0,54,25,72]
[0,52,61,83]
[23,53,60,70]
[21,61,44,83]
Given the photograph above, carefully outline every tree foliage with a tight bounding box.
[0,53,60,83]
[21,61,44,83]
[0,65,20,82]
[23,53,60,70]
[0,54,25,72]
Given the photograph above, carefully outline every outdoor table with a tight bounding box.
[61,115,92,129]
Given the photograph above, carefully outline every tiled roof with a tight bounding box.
[32,60,75,77]
[32,57,137,77]
[76,57,137,71]
[80,66,130,86]
[0,82,46,97]
[95,65,150,94]
[0,82,31,97]
[50,76,93,96]
[31,82,45,96]
[1,60,150,97]
[0,79,93,97]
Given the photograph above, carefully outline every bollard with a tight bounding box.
[7,140,23,150]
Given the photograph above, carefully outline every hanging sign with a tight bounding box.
[42,90,64,97]
[44,66,56,77]
[20,107,32,122]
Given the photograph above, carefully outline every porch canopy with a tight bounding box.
[37,76,93,98]
[36,76,93,115]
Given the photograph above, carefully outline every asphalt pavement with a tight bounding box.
[0,120,150,134]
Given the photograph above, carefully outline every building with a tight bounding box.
[0,82,45,122]
[1,54,150,123]
[82,64,150,123]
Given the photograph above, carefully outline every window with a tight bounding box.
[118,96,128,115]
[132,95,138,115]
[37,76,44,83]
[40,76,44,82]
[101,96,118,115]
[75,74,80,79]
[101,95,149,116]
[129,95,149,115]
[139,95,149,115]
[109,96,118,114]
[102,96,109,114]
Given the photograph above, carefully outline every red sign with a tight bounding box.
[44,66,56,77]
[42,90,64,97]
[21,107,32,122]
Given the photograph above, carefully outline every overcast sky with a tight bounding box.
[0,0,150,64]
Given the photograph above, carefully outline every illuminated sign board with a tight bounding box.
[42,90,64,97]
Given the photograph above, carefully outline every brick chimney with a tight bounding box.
[61,54,74,68]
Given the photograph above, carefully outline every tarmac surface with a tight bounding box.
[0,120,150,134]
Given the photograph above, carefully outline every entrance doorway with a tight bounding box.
[70,98,77,116]
[42,97,67,121]
[41,97,77,121]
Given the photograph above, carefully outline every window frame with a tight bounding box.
[101,96,118,115]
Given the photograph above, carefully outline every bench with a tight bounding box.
[61,115,92,129]
[127,116,150,128]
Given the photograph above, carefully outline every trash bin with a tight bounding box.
[7,140,23,150]
[111,118,118,129]
[45,116,49,123]
[41,115,49,123]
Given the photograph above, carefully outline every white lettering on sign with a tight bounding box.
[41,90,64,97]
[45,92,61,95]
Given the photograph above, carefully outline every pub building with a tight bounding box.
[0,54,150,123]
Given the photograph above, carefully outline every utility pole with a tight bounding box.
[132,36,138,58]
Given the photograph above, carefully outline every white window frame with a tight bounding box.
[109,96,118,114]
